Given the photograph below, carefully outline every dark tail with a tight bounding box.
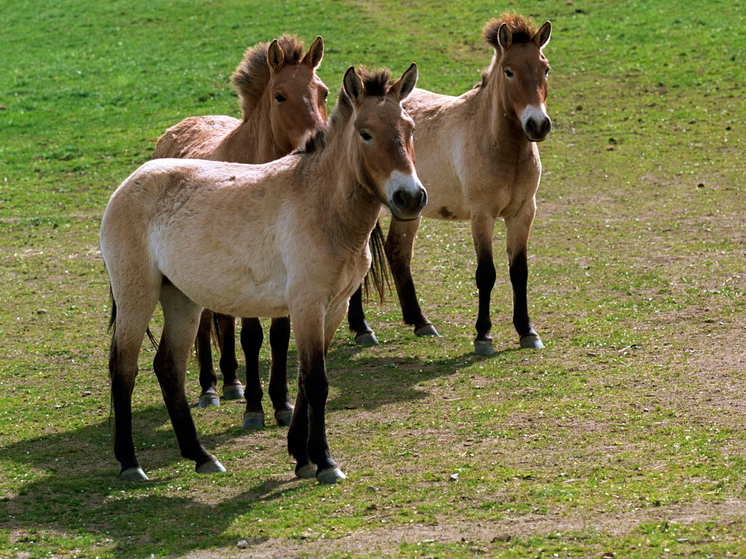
[362,220,391,303]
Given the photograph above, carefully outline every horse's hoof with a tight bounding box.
[196,459,226,474]
[296,464,317,479]
[316,467,346,484]
[414,324,440,337]
[355,332,379,346]
[198,390,220,408]
[275,409,293,427]
[521,335,545,349]
[242,412,266,429]
[222,384,244,400]
[120,467,148,481]
[474,339,495,356]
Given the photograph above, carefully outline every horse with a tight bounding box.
[346,13,552,356]
[152,35,328,426]
[100,64,426,484]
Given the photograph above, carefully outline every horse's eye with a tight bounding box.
[359,130,372,142]
[274,93,286,103]
[504,68,514,78]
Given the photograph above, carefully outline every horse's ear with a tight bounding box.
[267,39,285,72]
[343,66,365,104]
[392,63,418,101]
[303,36,324,69]
[533,21,552,48]
[497,23,512,52]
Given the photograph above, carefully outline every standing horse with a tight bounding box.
[101,65,425,483]
[347,14,552,355]
[153,35,328,425]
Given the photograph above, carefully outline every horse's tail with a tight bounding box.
[363,220,391,303]
[212,312,224,352]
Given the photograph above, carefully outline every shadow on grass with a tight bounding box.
[0,347,497,557]
[0,403,308,557]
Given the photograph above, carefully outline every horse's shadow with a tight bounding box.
[1,346,508,557]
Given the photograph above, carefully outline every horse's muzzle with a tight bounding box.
[524,115,552,142]
[387,171,428,221]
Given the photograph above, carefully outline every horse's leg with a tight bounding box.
[110,284,160,481]
[240,317,265,429]
[287,301,344,484]
[385,217,439,336]
[472,213,498,355]
[505,200,544,349]
[346,285,378,346]
[268,316,294,426]
[110,313,153,481]
[156,284,225,474]
[217,313,244,401]
[196,309,220,408]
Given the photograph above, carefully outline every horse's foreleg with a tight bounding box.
[472,214,497,355]
[385,217,439,337]
[196,309,220,408]
[240,317,265,429]
[505,201,543,349]
[287,303,344,484]
[157,285,225,474]
[217,314,243,400]
[347,285,379,346]
[268,316,293,426]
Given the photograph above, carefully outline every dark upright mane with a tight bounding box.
[231,35,307,120]
[483,13,538,49]
[480,13,540,88]
[298,68,393,155]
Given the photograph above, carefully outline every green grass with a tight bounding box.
[2,0,746,557]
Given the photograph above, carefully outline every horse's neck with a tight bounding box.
[214,104,284,164]
[316,136,382,251]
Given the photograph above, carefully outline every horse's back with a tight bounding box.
[103,158,297,315]
[153,115,241,160]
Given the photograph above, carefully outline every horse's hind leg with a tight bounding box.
[196,309,220,408]
[385,217,439,337]
[347,285,379,346]
[157,284,225,474]
[240,317,265,429]
[241,316,293,429]
[217,313,244,401]
[268,316,293,426]
[110,295,159,481]
[505,202,543,349]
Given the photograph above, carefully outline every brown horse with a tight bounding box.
[101,65,425,483]
[153,35,328,424]
[347,14,552,355]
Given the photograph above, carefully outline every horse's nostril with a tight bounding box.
[393,191,407,208]
[526,117,551,140]
[417,189,427,208]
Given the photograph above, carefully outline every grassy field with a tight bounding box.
[1,0,745,557]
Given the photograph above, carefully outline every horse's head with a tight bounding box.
[267,36,329,152]
[343,64,427,221]
[486,16,552,142]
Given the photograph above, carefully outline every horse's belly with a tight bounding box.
[177,273,288,318]
[421,186,470,221]
[158,246,289,318]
